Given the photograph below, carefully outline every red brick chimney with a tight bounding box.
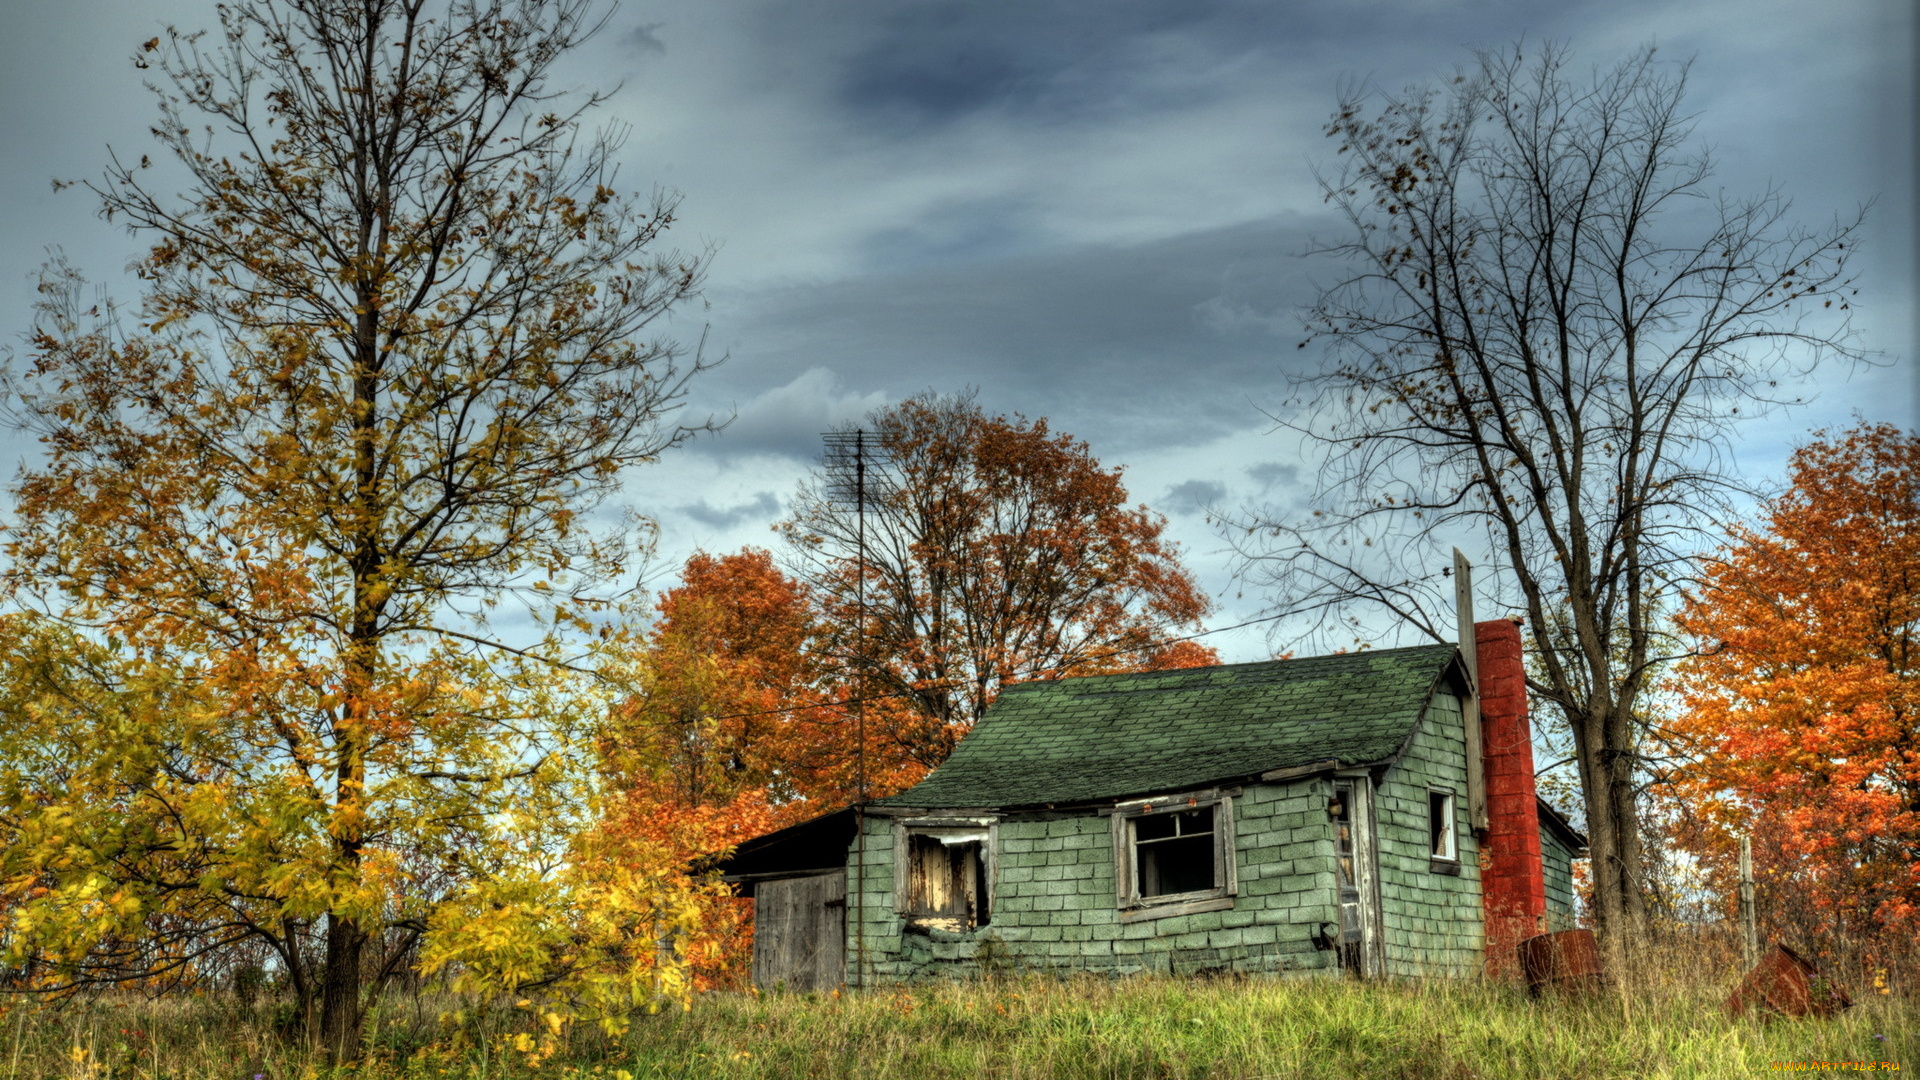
[1476,617,1546,978]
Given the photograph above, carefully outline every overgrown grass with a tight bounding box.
[4,959,1913,1079]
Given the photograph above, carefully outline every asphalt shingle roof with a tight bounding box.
[874,643,1460,809]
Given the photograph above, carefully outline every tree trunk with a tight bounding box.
[321,633,373,1061]
[322,202,383,1063]
[319,913,366,1060]
[1574,705,1648,944]
[274,918,316,1036]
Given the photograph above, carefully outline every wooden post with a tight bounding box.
[1739,834,1757,969]
[1453,549,1489,836]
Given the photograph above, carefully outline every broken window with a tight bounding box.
[1114,793,1236,918]
[900,828,990,932]
[1133,805,1217,897]
[1429,789,1457,862]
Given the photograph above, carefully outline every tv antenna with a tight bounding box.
[821,428,890,988]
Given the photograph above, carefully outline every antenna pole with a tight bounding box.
[854,430,867,989]
[856,430,867,807]
[823,428,876,990]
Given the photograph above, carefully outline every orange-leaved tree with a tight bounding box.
[1670,424,1920,946]
[599,548,929,987]
[1140,639,1230,672]
[604,548,928,812]
[0,0,715,1059]
[608,549,826,811]
[602,550,784,993]
[780,392,1217,771]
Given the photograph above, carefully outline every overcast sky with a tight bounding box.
[2,0,1914,661]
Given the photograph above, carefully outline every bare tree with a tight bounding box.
[1221,43,1865,938]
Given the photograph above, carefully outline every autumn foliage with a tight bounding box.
[609,550,828,810]
[1669,424,1920,947]
[602,406,1223,984]
[0,0,716,1059]
[781,393,1217,770]
[597,549,927,988]
[603,548,934,815]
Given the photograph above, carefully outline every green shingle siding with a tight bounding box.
[848,780,1344,982]
[1372,690,1483,977]
[1542,821,1579,931]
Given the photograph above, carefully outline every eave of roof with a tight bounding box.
[713,806,859,894]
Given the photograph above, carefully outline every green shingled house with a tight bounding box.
[722,625,1587,990]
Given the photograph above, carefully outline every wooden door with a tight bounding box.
[1332,779,1384,977]
[752,871,846,992]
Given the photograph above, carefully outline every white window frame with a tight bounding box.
[1428,788,1459,864]
[893,817,997,931]
[1110,790,1237,923]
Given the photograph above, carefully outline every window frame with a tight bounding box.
[1110,790,1237,923]
[1428,787,1459,871]
[893,817,998,931]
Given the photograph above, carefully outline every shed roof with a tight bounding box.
[1537,797,1591,854]
[874,642,1461,810]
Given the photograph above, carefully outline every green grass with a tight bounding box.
[624,975,1912,1080]
[3,968,1913,1079]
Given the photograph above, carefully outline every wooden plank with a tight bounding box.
[752,877,795,991]
[1260,760,1338,782]
[1218,796,1237,895]
[1354,779,1386,977]
[892,822,910,915]
[1455,548,1490,835]
[818,870,846,991]
[1116,894,1236,924]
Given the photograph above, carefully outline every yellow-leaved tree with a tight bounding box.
[0,0,715,1060]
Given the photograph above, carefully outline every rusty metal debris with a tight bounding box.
[1727,943,1853,1019]
[1517,929,1605,996]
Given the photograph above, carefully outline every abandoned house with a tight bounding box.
[720,617,1588,990]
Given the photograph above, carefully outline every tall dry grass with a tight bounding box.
[2,939,1912,1079]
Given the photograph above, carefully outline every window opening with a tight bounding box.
[1114,793,1235,920]
[1132,805,1217,898]
[906,832,989,931]
[1429,790,1457,861]
[1330,782,1362,974]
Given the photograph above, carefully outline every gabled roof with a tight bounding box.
[875,643,1462,810]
